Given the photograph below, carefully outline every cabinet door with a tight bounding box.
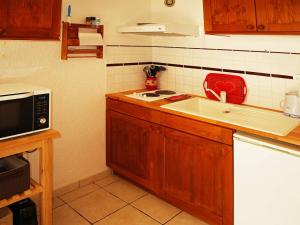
[162,128,233,225]
[203,0,257,33]
[106,110,162,191]
[255,0,300,33]
[0,1,7,36]
[0,0,61,39]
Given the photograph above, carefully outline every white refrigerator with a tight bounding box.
[234,132,300,225]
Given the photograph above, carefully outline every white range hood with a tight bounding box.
[118,23,199,37]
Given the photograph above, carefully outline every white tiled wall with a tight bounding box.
[106,46,152,65]
[154,47,300,110]
[106,65,145,93]
[106,46,152,93]
[105,44,300,110]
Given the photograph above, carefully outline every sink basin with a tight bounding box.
[161,98,300,136]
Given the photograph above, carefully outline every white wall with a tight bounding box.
[0,0,151,189]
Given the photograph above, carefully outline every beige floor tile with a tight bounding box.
[95,174,120,187]
[132,194,181,223]
[166,212,209,225]
[103,180,147,203]
[53,205,89,225]
[94,205,160,225]
[69,189,126,223]
[60,184,99,203]
[54,182,79,197]
[31,195,64,211]
[79,170,112,187]
[53,196,65,208]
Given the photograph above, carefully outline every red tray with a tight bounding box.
[203,73,247,104]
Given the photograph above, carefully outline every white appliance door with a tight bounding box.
[234,134,300,225]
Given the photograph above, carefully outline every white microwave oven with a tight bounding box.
[0,83,51,140]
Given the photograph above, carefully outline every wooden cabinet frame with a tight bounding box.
[203,0,300,34]
[203,0,257,34]
[0,0,62,40]
[0,130,60,225]
[106,98,233,225]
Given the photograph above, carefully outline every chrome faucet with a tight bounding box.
[204,82,227,103]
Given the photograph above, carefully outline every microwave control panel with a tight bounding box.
[34,94,50,130]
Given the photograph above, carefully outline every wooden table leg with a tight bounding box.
[40,139,53,225]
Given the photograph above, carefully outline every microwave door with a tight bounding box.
[0,92,34,139]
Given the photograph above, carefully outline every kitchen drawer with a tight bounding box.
[161,113,233,145]
[106,98,161,124]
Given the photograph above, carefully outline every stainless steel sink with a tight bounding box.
[161,98,300,136]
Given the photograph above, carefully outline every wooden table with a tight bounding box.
[0,130,60,225]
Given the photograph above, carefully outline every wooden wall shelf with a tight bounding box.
[61,22,104,60]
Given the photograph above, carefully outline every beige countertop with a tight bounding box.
[106,90,300,148]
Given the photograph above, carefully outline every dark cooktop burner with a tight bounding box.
[155,90,176,95]
[143,93,160,97]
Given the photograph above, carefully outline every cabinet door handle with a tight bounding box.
[246,24,255,30]
[257,25,266,30]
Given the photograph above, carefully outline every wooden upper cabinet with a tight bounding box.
[255,0,300,33]
[203,0,300,34]
[0,0,62,40]
[203,0,257,33]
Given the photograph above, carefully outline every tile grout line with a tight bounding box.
[93,178,121,189]
[129,203,164,224]
[57,187,100,205]
[53,203,93,225]
[54,177,124,224]
[60,177,148,224]
[162,211,183,225]
[57,178,123,205]
[60,181,127,225]
[54,174,112,198]
[101,186,148,205]
[53,176,204,225]
[64,201,97,224]
[56,195,93,224]
[55,173,115,199]
[91,204,129,224]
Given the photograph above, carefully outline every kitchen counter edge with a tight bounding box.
[106,90,300,148]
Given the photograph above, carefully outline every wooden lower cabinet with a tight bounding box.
[106,105,233,225]
[162,128,233,225]
[106,110,162,192]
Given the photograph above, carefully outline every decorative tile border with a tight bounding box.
[107,61,294,80]
[107,44,300,55]
[246,71,271,77]
[223,69,244,74]
[107,62,143,67]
